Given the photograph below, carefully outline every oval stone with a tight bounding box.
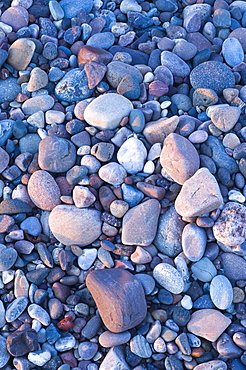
[222,37,244,67]
[153,263,184,294]
[7,38,35,71]
[182,223,207,262]
[86,268,147,333]
[117,136,147,174]
[49,205,102,246]
[210,275,233,310]
[28,170,61,211]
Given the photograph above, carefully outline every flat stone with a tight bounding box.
[229,27,246,52]
[7,38,35,70]
[84,61,107,89]
[28,304,50,326]
[5,296,29,322]
[210,106,241,133]
[86,268,147,333]
[193,360,227,370]
[0,336,10,367]
[78,341,98,360]
[28,170,61,211]
[28,350,51,366]
[117,136,147,174]
[55,333,76,352]
[0,147,9,173]
[87,32,115,50]
[154,205,185,257]
[221,253,246,281]
[78,45,113,66]
[122,199,160,246]
[99,163,127,185]
[99,346,130,370]
[55,68,94,102]
[175,168,223,218]
[222,37,244,67]
[160,133,200,185]
[130,335,152,358]
[0,77,21,104]
[210,275,233,310]
[99,331,131,348]
[0,244,18,271]
[38,136,76,173]
[153,263,184,294]
[190,61,235,94]
[0,199,32,214]
[60,0,93,17]
[161,51,190,78]
[84,93,133,130]
[106,61,143,89]
[193,88,218,107]
[78,248,97,270]
[183,4,211,24]
[1,5,28,31]
[27,67,48,92]
[73,186,96,208]
[143,116,179,145]
[6,329,38,356]
[191,257,217,282]
[22,95,54,115]
[182,223,207,262]
[49,205,102,246]
[213,202,246,247]
[187,309,231,342]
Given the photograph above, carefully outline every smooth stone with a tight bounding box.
[173,39,197,61]
[20,216,42,236]
[55,333,76,352]
[153,263,184,294]
[73,186,96,208]
[0,336,9,367]
[213,202,246,247]
[221,253,246,281]
[84,93,133,130]
[210,106,241,133]
[99,346,130,370]
[117,73,140,100]
[78,342,98,360]
[161,51,190,78]
[229,27,246,52]
[49,1,64,20]
[27,111,45,128]
[171,93,192,112]
[217,333,243,359]
[99,331,131,347]
[7,38,35,71]
[28,351,51,366]
[106,61,143,89]
[117,136,147,175]
[1,6,28,32]
[122,199,160,246]
[188,130,208,144]
[78,45,113,66]
[122,183,144,207]
[160,133,200,185]
[28,304,50,326]
[22,95,54,115]
[193,88,218,107]
[87,32,115,50]
[86,268,147,333]
[193,360,227,370]
[27,67,48,92]
[182,223,207,262]
[0,199,31,214]
[84,61,107,90]
[233,332,246,350]
[183,4,211,24]
[0,147,9,173]
[135,273,155,295]
[175,168,223,218]
[130,335,152,358]
[187,309,231,342]
[129,108,145,133]
[120,0,141,13]
[99,162,127,186]
[191,257,217,282]
[143,116,179,145]
[60,0,93,17]
[28,170,61,211]
[210,275,233,310]
[0,120,15,146]
[55,68,94,102]
[6,329,38,357]
[222,37,244,67]
[5,297,28,323]
[0,244,18,271]
[49,205,101,246]
[190,61,235,94]
[38,136,76,173]
[154,205,185,257]
[0,77,21,104]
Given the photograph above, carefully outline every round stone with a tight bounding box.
[190,61,235,94]
[153,263,184,294]
[7,38,35,71]
[27,67,48,92]
[49,205,102,246]
[210,275,233,310]
[210,106,241,133]
[78,342,98,360]
[84,93,133,130]
[99,163,127,185]
[117,136,147,175]
[191,257,217,282]
[182,223,207,262]
[222,37,244,67]
[28,170,61,211]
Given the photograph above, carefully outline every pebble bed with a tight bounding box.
[2,0,246,370]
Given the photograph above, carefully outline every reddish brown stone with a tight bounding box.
[149,80,169,97]
[78,45,113,66]
[57,316,74,330]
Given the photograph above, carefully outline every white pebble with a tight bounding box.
[161,109,168,117]
[228,190,245,203]
[28,351,51,366]
[143,160,155,174]
[181,295,193,310]
[161,100,171,109]
[144,72,154,83]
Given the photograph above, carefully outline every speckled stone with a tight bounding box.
[210,275,233,310]
[86,268,147,333]
[49,205,102,246]
[187,309,231,342]
[161,51,190,78]
[221,253,246,281]
[210,106,241,133]
[182,223,207,262]
[0,77,21,104]
[153,263,184,294]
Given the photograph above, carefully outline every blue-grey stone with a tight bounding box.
[20,216,42,237]
[19,134,41,154]
[0,336,10,368]
[0,77,21,103]
[222,37,244,67]
[87,32,115,50]
[0,120,15,146]
[191,257,217,282]
[46,323,61,345]
[183,4,211,25]
[161,51,190,78]
[213,9,231,28]
[0,244,18,271]
[122,183,144,208]
[5,297,29,323]
[129,109,145,133]
[0,49,8,68]
[55,68,94,102]
[217,333,243,359]
[182,223,207,262]
[127,11,154,29]
[193,294,215,309]
[210,275,233,310]
[78,341,98,360]
[60,0,93,18]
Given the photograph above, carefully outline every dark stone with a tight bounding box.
[221,253,246,281]
[172,306,190,326]
[6,329,38,356]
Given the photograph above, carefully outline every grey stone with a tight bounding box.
[130,335,152,358]
[87,32,115,50]
[5,296,29,322]
[122,199,160,246]
[99,331,131,348]
[99,162,127,185]
[0,244,18,271]
[161,51,190,78]
[210,275,233,310]
[153,263,184,294]
[143,116,179,145]
[28,304,50,326]
[99,346,130,370]
[182,223,207,262]
[221,253,246,281]
[22,95,54,115]
[106,61,143,89]
[191,257,217,282]
[55,333,76,352]
[0,335,10,367]
[117,136,147,174]
[60,0,93,18]
[222,37,244,67]
[0,120,15,146]
[0,77,21,103]
[210,106,241,133]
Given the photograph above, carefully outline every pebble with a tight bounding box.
[78,342,98,360]
[143,116,179,145]
[0,336,9,368]
[99,162,127,185]
[161,51,190,78]
[213,202,246,247]
[191,257,217,282]
[99,346,130,370]
[153,263,184,294]
[193,361,227,370]
[55,333,76,352]
[27,67,48,92]
[217,333,243,359]
[28,350,51,366]
[0,77,21,104]
[175,168,223,218]
[221,253,246,281]
[130,335,152,358]
[84,93,133,130]
[0,120,15,146]
[22,95,54,115]
[160,133,200,185]
[0,244,18,271]
[182,223,207,262]
[86,268,147,333]
[117,136,147,174]
[6,329,38,357]
[187,309,231,342]
[122,199,160,246]
[99,331,131,348]
[87,32,115,49]
[222,37,244,67]
[210,275,233,310]
[1,6,28,32]
[135,273,155,295]
[7,38,35,71]
[49,205,102,246]
[210,106,241,133]
[0,147,10,173]
[106,61,143,89]
[28,303,50,326]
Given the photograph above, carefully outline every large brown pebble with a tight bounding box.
[187,309,231,342]
[143,116,179,145]
[86,268,147,333]
[27,170,61,211]
[6,329,38,356]
[160,133,200,185]
[175,168,223,218]
[7,39,35,71]
[78,45,113,66]
[49,205,102,246]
